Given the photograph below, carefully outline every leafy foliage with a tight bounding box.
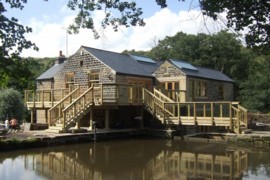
[0,56,55,92]
[199,0,270,51]
[147,31,249,82]
[67,0,145,38]
[240,54,270,112]
[0,88,24,121]
[0,1,38,57]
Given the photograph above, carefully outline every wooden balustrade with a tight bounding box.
[25,88,70,108]
[25,84,247,133]
[157,88,186,102]
[143,88,248,133]
[60,83,144,131]
[48,86,80,126]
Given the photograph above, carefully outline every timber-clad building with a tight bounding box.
[25,46,248,134]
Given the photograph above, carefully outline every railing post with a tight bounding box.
[42,90,44,107]
[178,102,180,122]
[48,110,51,126]
[63,111,66,130]
[220,104,223,118]
[142,88,145,103]
[237,110,240,134]
[33,91,36,108]
[194,103,196,125]
[101,84,103,103]
[51,89,54,106]
[116,84,119,103]
[229,103,233,131]
[163,102,166,125]
[211,103,214,125]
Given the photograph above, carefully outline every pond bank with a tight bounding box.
[177,131,270,149]
[1,129,270,152]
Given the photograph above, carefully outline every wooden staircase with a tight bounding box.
[46,85,102,133]
[45,84,248,134]
[143,88,248,134]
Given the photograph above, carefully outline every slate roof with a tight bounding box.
[36,62,65,81]
[169,59,234,83]
[82,46,161,78]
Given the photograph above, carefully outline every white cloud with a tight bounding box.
[21,8,228,58]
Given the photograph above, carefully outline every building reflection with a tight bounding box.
[23,140,248,180]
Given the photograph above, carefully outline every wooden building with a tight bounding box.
[25,46,247,133]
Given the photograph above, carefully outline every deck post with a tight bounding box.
[194,103,196,125]
[42,90,44,107]
[75,121,80,129]
[45,109,48,123]
[139,106,144,128]
[105,109,110,130]
[30,109,34,124]
[51,89,54,106]
[88,106,94,130]
[211,103,214,125]
[229,103,233,131]
[178,103,180,123]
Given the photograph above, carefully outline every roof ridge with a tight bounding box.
[81,45,127,56]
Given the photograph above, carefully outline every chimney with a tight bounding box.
[55,50,66,64]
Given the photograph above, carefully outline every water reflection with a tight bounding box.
[1,140,248,180]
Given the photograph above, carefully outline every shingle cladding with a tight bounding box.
[36,62,65,80]
[169,60,234,83]
[82,46,161,78]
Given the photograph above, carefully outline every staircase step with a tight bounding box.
[241,128,252,134]
[45,128,63,133]
[54,123,63,127]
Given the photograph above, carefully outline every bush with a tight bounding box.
[0,88,24,122]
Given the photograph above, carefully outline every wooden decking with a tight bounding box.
[25,83,248,133]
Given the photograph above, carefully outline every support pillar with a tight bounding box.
[75,121,81,129]
[140,106,144,129]
[105,109,110,130]
[45,109,48,123]
[31,109,34,124]
[88,107,94,130]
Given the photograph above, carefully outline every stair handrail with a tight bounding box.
[48,85,80,126]
[154,88,175,103]
[231,102,248,133]
[143,88,174,122]
[62,86,96,130]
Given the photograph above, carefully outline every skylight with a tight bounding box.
[130,54,156,64]
[171,59,198,71]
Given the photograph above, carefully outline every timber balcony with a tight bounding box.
[25,83,248,134]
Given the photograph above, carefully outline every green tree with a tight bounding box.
[149,32,208,61]
[199,0,270,51]
[1,0,269,55]
[0,88,24,122]
[0,1,38,57]
[240,54,270,112]
[0,56,34,92]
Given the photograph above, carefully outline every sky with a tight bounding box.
[5,0,228,58]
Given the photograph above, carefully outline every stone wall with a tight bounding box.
[54,48,115,92]
[153,61,234,102]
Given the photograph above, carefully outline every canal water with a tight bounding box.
[0,139,269,180]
